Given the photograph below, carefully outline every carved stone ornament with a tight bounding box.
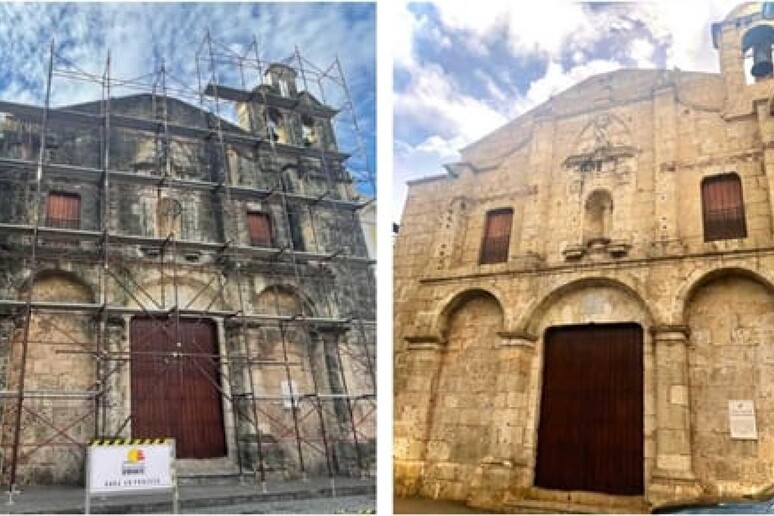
[564,113,638,171]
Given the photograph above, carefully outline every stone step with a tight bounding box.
[507,498,647,514]
[504,488,647,514]
[178,472,245,486]
[176,457,243,485]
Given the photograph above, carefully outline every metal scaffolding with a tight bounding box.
[0,34,376,497]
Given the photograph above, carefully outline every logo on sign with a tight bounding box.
[121,448,146,476]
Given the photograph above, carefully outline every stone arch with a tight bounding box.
[21,268,95,302]
[247,284,330,474]
[518,276,655,495]
[419,287,505,501]
[683,268,774,492]
[254,284,316,317]
[6,269,96,484]
[433,286,506,343]
[520,276,654,337]
[675,266,774,325]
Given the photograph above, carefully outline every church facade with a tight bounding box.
[394,4,774,512]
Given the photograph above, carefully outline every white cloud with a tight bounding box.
[393,3,420,70]
[393,1,746,219]
[610,1,740,72]
[394,63,508,142]
[519,59,624,112]
[393,135,465,219]
[629,38,656,69]
[432,1,597,59]
[0,4,375,110]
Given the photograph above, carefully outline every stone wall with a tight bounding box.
[395,7,774,510]
[0,91,375,485]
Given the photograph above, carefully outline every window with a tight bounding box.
[278,79,290,97]
[479,208,513,264]
[247,211,273,246]
[45,192,80,229]
[701,173,747,241]
[301,115,317,147]
[267,108,285,143]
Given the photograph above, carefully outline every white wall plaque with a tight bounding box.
[729,400,758,440]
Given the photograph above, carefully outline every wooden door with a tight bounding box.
[131,318,226,458]
[535,323,643,495]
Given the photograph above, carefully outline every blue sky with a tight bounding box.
[393,1,742,219]
[0,2,376,195]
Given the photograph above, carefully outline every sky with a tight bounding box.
[0,2,376,195]
[393,1,744,220]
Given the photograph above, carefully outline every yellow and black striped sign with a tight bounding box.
[90,438,173,446]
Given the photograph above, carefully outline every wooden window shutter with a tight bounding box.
[247,211,272,246]
[46,192,80,229]
[479,208,513,264]
[702,174,747,241]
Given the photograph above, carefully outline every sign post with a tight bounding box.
[85,438,177,514]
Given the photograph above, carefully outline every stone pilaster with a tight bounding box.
[393,339,444,496]
[649,325,701,503]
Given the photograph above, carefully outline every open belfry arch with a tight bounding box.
[0,32,375,492]
[395,2,774,513]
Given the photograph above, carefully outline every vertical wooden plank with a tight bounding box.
[535,324,643,495]
[46,192,81,228]
[479,209,512,264]
[131,318,226,459]
[702,174,746,240]
[247,211,272,246]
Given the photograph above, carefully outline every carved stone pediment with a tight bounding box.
[564,113,639,171]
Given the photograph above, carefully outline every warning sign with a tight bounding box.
[729,400,758,440]
[87,439,175,495]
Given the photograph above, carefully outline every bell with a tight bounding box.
[751,43,774,78]
[744,25,774,79]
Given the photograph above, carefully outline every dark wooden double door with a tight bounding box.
[535,323,643,495]
[131,318,226,458]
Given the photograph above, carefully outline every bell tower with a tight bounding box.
[713,3,774,114]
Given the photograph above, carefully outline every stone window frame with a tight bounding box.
[246,210,274,247]
[45,190,81,229]
[479,207,513,265]
[701,172,747,242]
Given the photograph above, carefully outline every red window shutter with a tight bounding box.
[702,174,746,241]
[480,209,513,264]
[46,192,80,229]
[247,211,272,246]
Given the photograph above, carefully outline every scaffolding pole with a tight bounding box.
[0,31,375,494]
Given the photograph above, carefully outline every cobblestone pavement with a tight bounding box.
[189,494,375,514]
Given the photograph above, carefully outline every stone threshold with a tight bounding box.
[504,488,648,514]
